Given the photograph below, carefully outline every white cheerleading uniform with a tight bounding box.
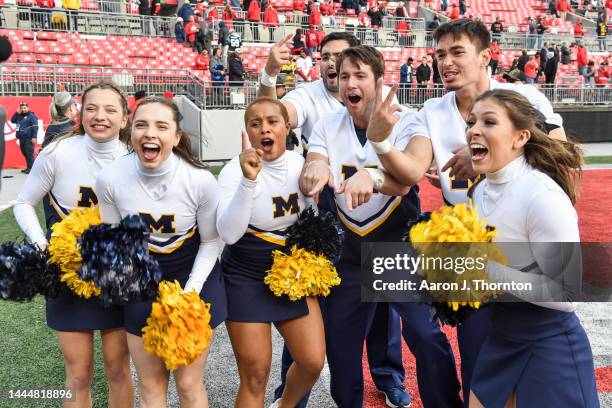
[13,134,127,332]
[407,78,563,205]
[308,108,421,263]
[96,152,227,335]
[216,151,313,322]
[469,155,599,408]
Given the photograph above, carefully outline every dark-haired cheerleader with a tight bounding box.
[96,97,226,408]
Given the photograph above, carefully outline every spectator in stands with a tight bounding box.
[524,54,538,83]
[62,0,80,32]
[43,92,77,148]
[517,49,529,71]
[489,39,501,75]
[596,19,608,51]
[34,0,54,30]
[490,17,504,41]
[210,47,226,104]
[292,28,306,53]
[428,15,441,32]
[560,42,570,64]
[416,56,431,88]
[205,2,219,24]
[218,21,230,57]
[194,49,210,71]
[139,0,152,35]
[280,56,298,85]
[10,102,38,174]
[228,49,245,91]
[399,57,414,104]
[368,4,384,45]
[538,42,549,80]
[195,10,212,54]
[264,3,280,43]
[544,48,559,84]
[556,0,569,20]
[459,0,466,15]
[184,15,201,51]
[175,17,186,43]
[296,48,313,85]
[595,61,610,85]
[573,17,585,44]
[247,0,261,41]
[293,0,307,26]
[178,0,194,23]
[397,19,413,46]
[395,3,409,17]
[320,0,337,26]
[222,4,235,28]
[577,42,588,76]
[357,7,368,43]
[584,60,596,85]
[502,68,527,83]
[449,3,460,20]
[432,54,442,84]
[527,17,536,49]
[308,2,322,27]
[306,25,320,55]
[536,16,547,49]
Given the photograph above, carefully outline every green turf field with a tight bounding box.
[585,156,612,165]
[0,206,110,408]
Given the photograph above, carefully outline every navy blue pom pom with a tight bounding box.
[0,242,46,302]
[284,207,344,260]
[79,215,163,306]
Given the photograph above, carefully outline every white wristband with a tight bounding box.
[260,69,277,88]
[369,139,393,155]
[363,167,385,191]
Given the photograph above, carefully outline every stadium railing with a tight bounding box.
[1,63,610,108]
[1,5,608,52]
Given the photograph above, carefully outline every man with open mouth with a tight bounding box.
[258,32,414,408]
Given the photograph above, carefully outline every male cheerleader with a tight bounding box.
[364,19,567,404]
[258,32,412,407]
[302,45,463,408]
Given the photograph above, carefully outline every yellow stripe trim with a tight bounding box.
[250,231,286,246]
[49,196,67,220]
[338,197,402,237]
[149,228,197,254]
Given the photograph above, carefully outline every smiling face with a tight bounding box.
[339,59,376,124]
[435,33,490,91]
[466,98,530,174]
[131,102,181,169]
[245,101,289,161]
[81,88,128,143]
[320,39,350,94]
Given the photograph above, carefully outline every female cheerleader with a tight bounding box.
[217,97,325,408]
[13,81,133,408]
[95,97,227,408]
[466,89,599,408]
[42,91,78,148]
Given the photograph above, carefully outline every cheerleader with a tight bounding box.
[217,97,324,408]
[13,81,133,407]
[466,89,599,408]
[95,97,227,408]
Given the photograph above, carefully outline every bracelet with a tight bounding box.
[260,69,277,88]
[363,167,385,191]
[368,139,393,155]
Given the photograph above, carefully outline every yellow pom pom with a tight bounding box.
[265,246,341,301]
[48,207,101,298]
[142,280,213,371]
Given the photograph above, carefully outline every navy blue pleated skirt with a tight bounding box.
[470,303,599,408]
[221,236,309,323]
[46,295,124,331]
[124,261,227,337]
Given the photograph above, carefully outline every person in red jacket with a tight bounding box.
[263,3,279,43]
[524,54,538,83]
[247,0,261,41]
[308,2,322,27]
[595,62,610,86]
[194,49,210,71]
[319,0,336,25]
[449,3,460,20]
[574,17,585,43]
[293,0,306,26]
[222,4,235,29]
[576,43,588,76]
[357,7,368,43]
[556,0,569,21]
[305,25,320,55]
[489,39,501,75]
[34,0,54,29]
[184,15,201,51]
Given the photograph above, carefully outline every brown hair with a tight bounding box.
[433,18,491,52]
[336,45,385,81]
[244,97,290,126]
[131,96,207,169]
[474,89,582,204]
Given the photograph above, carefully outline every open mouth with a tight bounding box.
[470,143,489,161]
[347,94,362,105]
[327,71,338,79]
[142,143,161,161]
[91,124,109,131]
[261,138,274,152]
